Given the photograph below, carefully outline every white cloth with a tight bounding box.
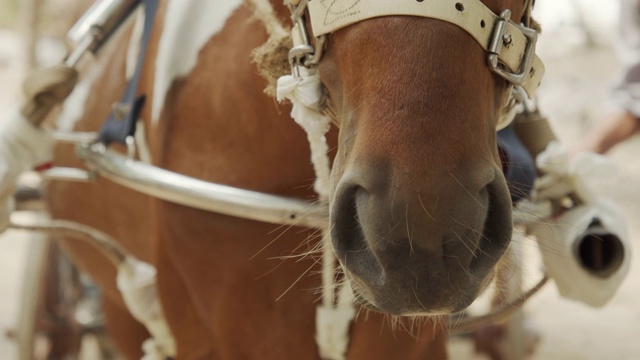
[533,140,616,204]
[117,257,176,358]
[529,199,630,307]
[526,141,630,307]
[0,109,54,230]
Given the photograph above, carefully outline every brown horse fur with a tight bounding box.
[47,0,529,358]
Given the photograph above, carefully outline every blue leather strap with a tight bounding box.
[98,0,158,145]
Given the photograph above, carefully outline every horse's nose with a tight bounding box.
[330,169,512,315]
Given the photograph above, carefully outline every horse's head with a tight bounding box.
[297,0,542,315]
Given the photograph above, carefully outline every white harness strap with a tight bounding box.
[308,0,544,98]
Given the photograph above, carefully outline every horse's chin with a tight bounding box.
[348,271,496,317]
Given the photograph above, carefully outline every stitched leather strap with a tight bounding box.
[308,0,544,97]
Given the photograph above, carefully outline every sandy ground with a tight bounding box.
[0,1,638,359]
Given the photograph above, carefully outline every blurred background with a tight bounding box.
[0,0,638,359]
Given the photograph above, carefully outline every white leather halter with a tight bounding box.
[307,0,544,97]
[288,0,545,130]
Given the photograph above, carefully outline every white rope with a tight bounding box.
[276,36,354,359]
[276,69,331,198]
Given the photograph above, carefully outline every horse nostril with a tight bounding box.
[469,176,512,273]
[332,185,367,255]
[331,184,383,283]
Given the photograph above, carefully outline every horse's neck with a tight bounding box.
[144,0,320,195]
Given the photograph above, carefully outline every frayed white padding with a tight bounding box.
[315,283,356,360]
[524,141,630,307]
[276,69,331,198]
[117,257,176,358]
[0,109,54,230]
[141,338,167,360]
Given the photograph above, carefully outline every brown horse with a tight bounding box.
[46,0,536,358]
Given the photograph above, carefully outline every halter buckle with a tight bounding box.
[287,0,325,69]
[487,9,538,87]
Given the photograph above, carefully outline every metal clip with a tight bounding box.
[286,0,325,69]
[487,9,538,87]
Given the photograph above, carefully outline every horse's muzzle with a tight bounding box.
[330,171,512,315]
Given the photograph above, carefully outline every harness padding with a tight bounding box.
[117,257,177,359]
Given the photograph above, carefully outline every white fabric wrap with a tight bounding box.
[0,109,54,230]
[116,257,176,359]
[533,141,617,204]
[276,70,331,198]
[527,141,631,307]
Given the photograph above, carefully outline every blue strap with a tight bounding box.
[98,0,159,145]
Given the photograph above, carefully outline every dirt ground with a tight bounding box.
[0,1,638,359]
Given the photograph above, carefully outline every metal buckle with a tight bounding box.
[287,0,325,69]
[487,9,538,86]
